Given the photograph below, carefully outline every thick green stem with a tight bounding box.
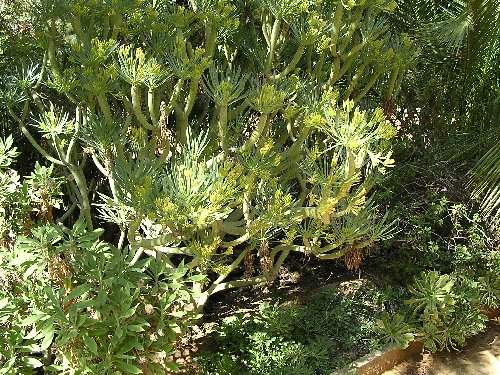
[217,104,229,155]
[306,45,313,74]
[147,88,159,127]
[108,174,118,201]
[222,232,250,248]
[353,68,384,104]
[8,104,64,166]
[91,154,108,176]
[206,275,267,297]
[47,38,61,80]
[131,232,185,249]
[34,51,48,91]
[56,202,77,224]
[285,124,310,161]
[339,8,363,54]
[118,230,126,250]
[297,175,308,205]
[345,41,366,61]
[344,62,368,100]
[65,107,81,163]
[209,244,256,288]
[131,85,153,130]
[272,42,306,80]
[262,14,271,45]
[71,15,89,47]
[241,113,269,152]
[316,247,351,260]
[290,206,321,221]
[265,19,282,75]
[165,79,184,114]
[206,246,292,297]
[96,93,113,124]
[330,1,345,56]
[242,174,255,227]
[329,42,365,85]
[315,52,326,80]
[184,75,201,117]
[175,106,189,145]
[205,22,217,58]
[385,64,400,101]
[68,164,93,230]
[47,20,78,105]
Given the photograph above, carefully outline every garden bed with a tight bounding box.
[166,256,386,374]
[335,309,500,375]
[385,320,500,375]
[174,253,500,375]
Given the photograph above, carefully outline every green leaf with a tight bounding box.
[170,310,186,318]
[64,283,92,303]
[172,263,188,280]
[70,299,97,311]
[23,264,39,278]
[127,325,146,332]
[21,313,45,327]
[40,326,55,351]
[188,274,207,282]
[10,251,36,266]
[115,360,142,374]
[0,298,9,310]
[115,326,124,338]
[83,335,98,355]
[117,337,141,354]
[24,327,38,340]
[121,307,137,319]
[166,362,180,372]
[44,287,64,315]
[24,357,43,368]
[114,354,136,360]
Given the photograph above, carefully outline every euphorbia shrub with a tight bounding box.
[0,139,201,374]
[2,0,416,311]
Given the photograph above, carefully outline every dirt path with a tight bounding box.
[384,321,500,375]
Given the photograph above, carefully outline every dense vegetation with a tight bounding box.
[0,0,498,374]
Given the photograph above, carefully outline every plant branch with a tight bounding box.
[8,104,64,166]
[131,85,154,130]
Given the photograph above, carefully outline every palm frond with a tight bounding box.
[468,142,500,226]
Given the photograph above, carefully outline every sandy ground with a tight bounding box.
[384,320,500,375]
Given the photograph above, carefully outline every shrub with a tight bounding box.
[1,0,414,313]
[375,191,499,283]
[1,221,201,374]
[374,187,499,352]
[0,139,200,374]
[1,1,421,373]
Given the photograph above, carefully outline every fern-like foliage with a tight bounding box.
[469,142,500,227]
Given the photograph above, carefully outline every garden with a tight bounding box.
[0,0,498,374]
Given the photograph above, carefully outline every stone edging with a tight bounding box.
[331,308,500,375]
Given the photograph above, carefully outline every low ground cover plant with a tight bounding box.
[377,269,498,352]
[196,281,384,374]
